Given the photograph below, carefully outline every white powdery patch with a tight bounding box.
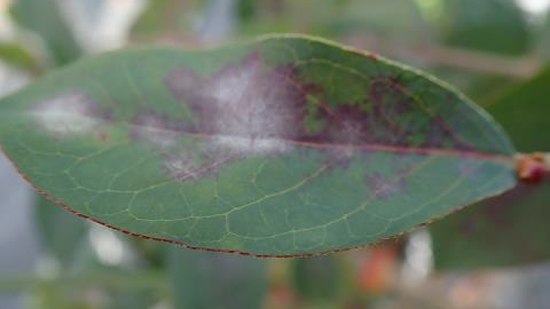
[164,155,201,181]
[209,62,256,104]
[133,113,176,148]
[32,92,100,135]
[334,120,365,156]
[214,136,289,155]
[205,58,297,154]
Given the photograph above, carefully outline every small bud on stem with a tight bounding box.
[516,152,549,183]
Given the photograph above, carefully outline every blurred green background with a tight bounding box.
[0,0,550,308]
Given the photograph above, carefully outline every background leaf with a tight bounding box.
[486,67,550,152]
[0,43,41,74]
[291,256,342,301]
[237,0,431,42]
[35,197,89,264]
[10,0,83,65]
[0,35,517,256]
[439,0,532,56]
[431,179,550,269]
[130,0,205,42]
[34,197,166,309]
[169,247,267,309]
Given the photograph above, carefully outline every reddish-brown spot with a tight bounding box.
[366,52,380,60]
[357,244,398,295]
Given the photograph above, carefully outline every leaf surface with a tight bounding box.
[0,35,517,256]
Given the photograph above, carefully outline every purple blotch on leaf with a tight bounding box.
[365,172,405,199]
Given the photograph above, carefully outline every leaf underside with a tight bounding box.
[432,179,550,269]
[169,248,266,309]
[0,35,517,256]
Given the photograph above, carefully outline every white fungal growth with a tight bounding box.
[164,155,200,181]
[214,136,289,155]
[204,57,298,154]
[133,113,176,148]
[32,92,99,135]
[209,63,256,104]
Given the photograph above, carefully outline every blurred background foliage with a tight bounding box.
[1,0,550,308]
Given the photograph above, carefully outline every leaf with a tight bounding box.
[420,0,531,103]
[328,0,430,40]
[431,179,550,269]
[0,35,517,256]
[10,0,83,65]
[485,66,550,152]
[439,0,532,56]
[238,0,431,42]
[538,13,550,59]
[35,196,89,264]
[237,0,258,23]
[169,247,266,309]
[431,68,550,269]
[0,43,41,73]
[130,0,205,42]
[291,256,342,301]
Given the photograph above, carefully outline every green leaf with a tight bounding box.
[237,0,258,23]
[169,248,266,309]
[537,13,550,59]
[485,66,550,152]
[0,42,41,73]
[35,196,89,264]
[292,256,342,301]
[440,0,532,56]
[238,0,431,42]
[130,0,204,42]
[0,35,517,256]
[431,179,550,269]
[10,0,83,65]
